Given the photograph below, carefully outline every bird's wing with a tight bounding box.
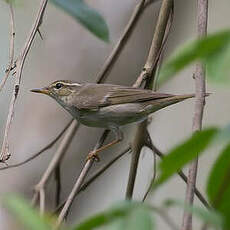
[73,83,173,110]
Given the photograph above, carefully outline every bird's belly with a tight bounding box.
[78,103,147,128]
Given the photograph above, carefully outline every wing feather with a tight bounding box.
[73,83,173,110]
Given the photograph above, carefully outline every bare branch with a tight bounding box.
[0,2,15,92]
[181,1,208,229]
[0,0,48,162]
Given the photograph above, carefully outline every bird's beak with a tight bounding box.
[30,87,49,95]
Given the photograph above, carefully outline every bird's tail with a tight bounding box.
[144,93,210,114]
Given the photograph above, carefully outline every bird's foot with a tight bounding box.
[86,151,100,162]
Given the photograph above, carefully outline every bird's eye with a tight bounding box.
[55,83,63,89]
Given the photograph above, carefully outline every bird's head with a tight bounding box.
[31,80,82,104]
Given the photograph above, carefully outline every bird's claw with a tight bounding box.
[86,151,100,162]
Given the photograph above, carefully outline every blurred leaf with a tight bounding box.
[207,143,230,229]
[51,0,109,42]
[206,42,230,84]
[214,123,230,143]
[71,201,142,230]
[106,218,126,230]
[3,195,52,230]
[125,208,154,230]
[156,128,218,186]
[164,199,223,229]
[159,30,230,84]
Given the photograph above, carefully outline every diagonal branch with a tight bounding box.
[0,0,48,162]
[181,1,208,230]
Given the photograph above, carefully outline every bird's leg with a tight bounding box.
[87,127,123,161]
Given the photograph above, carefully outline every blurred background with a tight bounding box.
[0,0,230,229]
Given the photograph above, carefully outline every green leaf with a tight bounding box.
[159,30,230,84]
[71,201,142,230]
[51,0,109,42]
[206,42,230,84]
[156,128,218,186]
[164,199,223,229]
[207,143,230,229]
[214,123,230,143]
[125,208,154,230]
[106,218,126,230]
[3,195,52,230]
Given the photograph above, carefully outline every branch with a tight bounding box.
[125,0,174,199]
[0,2,15,92]
[0,0,48,162]
[181,1,208,230]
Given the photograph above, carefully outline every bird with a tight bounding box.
[31,80,203,160]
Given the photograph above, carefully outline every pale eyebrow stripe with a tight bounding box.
[51,82,81,87]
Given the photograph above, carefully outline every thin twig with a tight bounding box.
[0,120,73,170]
[126,0,174,199]
[181,1,208,230]
[0,0,48,162]
[145,131,210,209]
[0,2,15,92]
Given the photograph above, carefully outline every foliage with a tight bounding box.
[155,128,218,186]
[164,199,223,229]
[3,197,154,230]
[3,195,53,230]
[159,30,230,85]
[51,0,109,42]
[207,143,230,229]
